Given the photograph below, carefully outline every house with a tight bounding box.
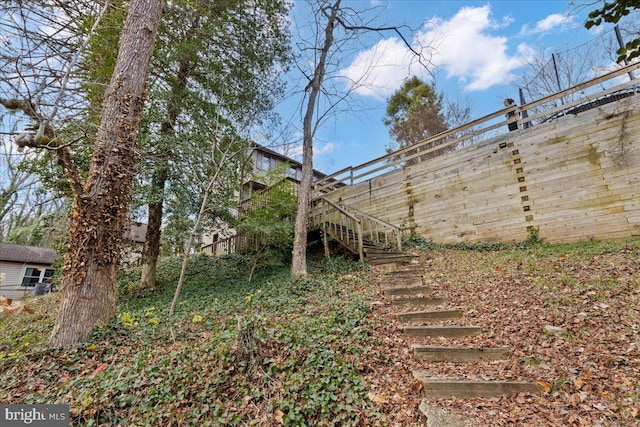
[201,143,337,255]
[122,222,147,264]
[0,242,58,299]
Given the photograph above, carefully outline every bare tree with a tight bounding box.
[0,140,37,238]
[1,129,68,244]
[290,0,430,278]
[0,1,100,241]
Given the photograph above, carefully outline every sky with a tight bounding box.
[276,0,624,174]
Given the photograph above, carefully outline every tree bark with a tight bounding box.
[290,0,339,279]
[139,167,168,290]
[139,40,195,289]
[48,0,163,348]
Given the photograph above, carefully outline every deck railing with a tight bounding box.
[339,203,403,251]
[309,197,404,260]
[313,61,640,196]
[201,234,248,256]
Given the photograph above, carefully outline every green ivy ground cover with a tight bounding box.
[1,254,387,426]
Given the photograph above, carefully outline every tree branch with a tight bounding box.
[333,16,434,78]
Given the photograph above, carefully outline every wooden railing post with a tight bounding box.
[322,199,330,258]
[356,219,364,263]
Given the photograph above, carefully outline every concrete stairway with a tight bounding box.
[379,264,542,422]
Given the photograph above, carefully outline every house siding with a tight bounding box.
[0,262,48,299]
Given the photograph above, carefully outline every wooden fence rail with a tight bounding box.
[313,62,640,196]
[313,61,640,244]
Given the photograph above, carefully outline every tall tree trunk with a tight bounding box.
[290,0,339,279]
[139,167,167,290]
[139,47,194,290]
[48,0,163,349]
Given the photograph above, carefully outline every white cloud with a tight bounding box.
[275,141,337,159]
[339,37,415,99]
[340,5,525,96]
[528,13,573,34]
[315,141,339,156]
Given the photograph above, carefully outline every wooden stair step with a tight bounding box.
[413,372,544,398]
[391,297,447,307]
[396,309,463,322]
[394,264,424,272]
[363,246,398,254]
[412,345,510,362]
[386,269,424,277]
[366,251,405,259]
[369,254,416,265]
[381,276,423,287]
[403,325,482,337]
[384,285,432,297]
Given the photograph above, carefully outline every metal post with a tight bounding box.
[551,53,565,105]
[518,88,530,129]
[615,25,636,80]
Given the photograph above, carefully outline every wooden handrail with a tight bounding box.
[312,197,364,261]
[311,197,403,258]
[340,204,403,251]
[313,61,640,195]
[320,197,361,223]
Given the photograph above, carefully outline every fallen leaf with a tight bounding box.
[593,402,607,411]
[91,363,108,376]
[1,298,35,316]
[274,409,284,424]
[367,391,386,405]
[538,380,552,393]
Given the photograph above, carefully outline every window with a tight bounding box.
[256,152,278,171]
[287,166,297,180]
[21,267,42,286]
[21,267,54,287]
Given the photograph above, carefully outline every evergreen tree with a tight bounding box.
[383,76,449,165]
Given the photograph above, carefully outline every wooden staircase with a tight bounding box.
[310,197,414,264]
[379,265,542,424]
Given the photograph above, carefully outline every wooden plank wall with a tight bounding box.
[326,96,640,244]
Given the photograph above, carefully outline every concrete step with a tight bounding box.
[419,400,465,427]
[391,296,447,307]
[413,372,543,398]
[403,325,482,338]
[384,285,432,297]
[412,345,510,362]
[396,309,463,323]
